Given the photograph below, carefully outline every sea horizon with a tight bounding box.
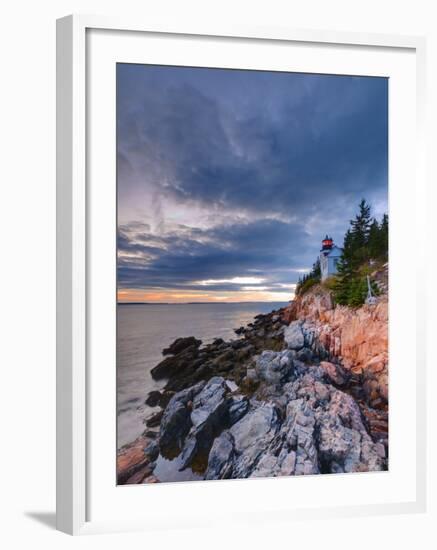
[118,300,291,305]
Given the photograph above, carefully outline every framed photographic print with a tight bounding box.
[56,15,427,535]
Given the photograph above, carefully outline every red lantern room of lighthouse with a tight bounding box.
[321,235,333,251]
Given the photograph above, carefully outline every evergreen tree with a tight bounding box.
[333,200,387,306]
[380,213,389,260]
[367,214,389,260]
[367,218,381,259]
[333,229,354,305]
[295,258,321,295]
[350,199,372,246]
[347,277,368,307]
[312,258,321,278]
[349,198,372,268]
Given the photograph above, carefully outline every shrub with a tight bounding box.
[296,277,319,296]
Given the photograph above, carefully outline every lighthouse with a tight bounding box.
[319,235,342,281]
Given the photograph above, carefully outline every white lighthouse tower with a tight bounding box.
[319,235,342,281]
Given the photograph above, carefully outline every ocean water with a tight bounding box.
[117,302,287,448]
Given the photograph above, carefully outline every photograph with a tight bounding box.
[115,63,389,485]
[1,0,430,543]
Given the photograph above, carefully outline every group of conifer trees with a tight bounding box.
[295,199,388,306]
[295,258,321,296]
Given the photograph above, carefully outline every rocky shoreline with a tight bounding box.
[117,292,388,484]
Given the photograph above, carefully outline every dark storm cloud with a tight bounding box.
[117,64,388,292]
[118,66,387,215]
[118,219,311,292]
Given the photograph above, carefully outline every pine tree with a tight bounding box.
[367,214,389,260]
[295,258,321,295]
[347,277,368,307]
[351,199,371,245]
[380,213,389,260]
[312,258,321,278]
[367,218,380,259]
[332,228,354,305]
[349,198,372,268]
[332,200,387,306]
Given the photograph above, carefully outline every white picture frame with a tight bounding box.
[56,14,427,535]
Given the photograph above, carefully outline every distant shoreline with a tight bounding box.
[117,301,291,306]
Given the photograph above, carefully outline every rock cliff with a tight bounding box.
[282,283,388,410]
[117,270,389,484]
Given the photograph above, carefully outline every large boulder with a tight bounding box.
[150,355,182,380]
[159,381,205,456]
[205,431,235,480]
[117,436,154,485]
[151,343,201,380]
[190,377,228,427]
[205,404,280,479]
[316,389,384,472]
[145,390,162,407]
[283,321,305,350]
[289,373,384,473]
[319,361,349,386]
[231,403,279,455]
[255,349,295,385]
[228,395,249,425]
[163,336,202,356]
[251,398,319,478]
[179,377,248,470]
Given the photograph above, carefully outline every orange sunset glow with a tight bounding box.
[117,288,294,304]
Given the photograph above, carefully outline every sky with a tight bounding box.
[117,64,388,303]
